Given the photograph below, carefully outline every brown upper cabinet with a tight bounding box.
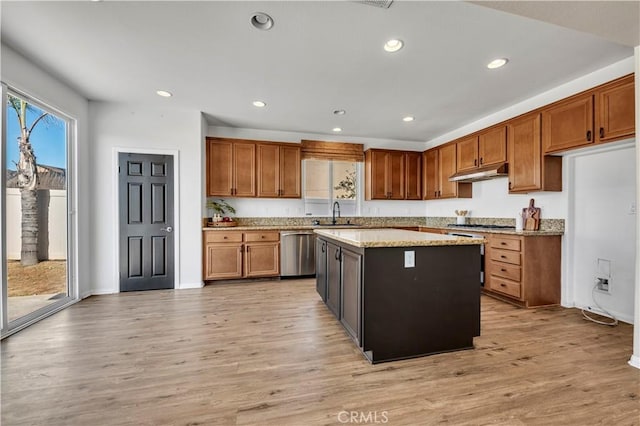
[405,151,422,200]
[423,144,472,200]
[456,126,507,172]
[206,138,256,197]
[508,112,562,193]
[257,143,301,198]
[543,74,635,154]
[595,75,636,143]
[365,149,416,200]
[206,137,302,199]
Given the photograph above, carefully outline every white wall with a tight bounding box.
[1,44,90,298]
[89,102,203,293]
[424,176,568,219]
[567,144,636,323]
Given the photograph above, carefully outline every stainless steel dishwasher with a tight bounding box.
[280,230,316,277]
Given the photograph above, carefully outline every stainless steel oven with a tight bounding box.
[447,232,485,286]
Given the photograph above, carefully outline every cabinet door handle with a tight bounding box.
[321,243,325,253]
[335,249,341,260]
[508,182,512,190]
[438,190,441,197]
[600,127,604,139]
[479,157,483,165]
[474,159,477,166]
[434,191,437,197]
[586,130,592,142]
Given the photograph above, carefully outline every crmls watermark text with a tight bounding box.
[337,410,389,424]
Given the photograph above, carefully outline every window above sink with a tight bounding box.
[303,159,361,217]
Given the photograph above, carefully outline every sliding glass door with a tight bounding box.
[1,86,75,336]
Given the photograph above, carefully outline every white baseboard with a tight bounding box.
[178,281,204,290]
[629,355,640,369]
[90,288,118,295]
[572,304,634,325]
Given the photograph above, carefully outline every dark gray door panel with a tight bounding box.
[119,153,174,291]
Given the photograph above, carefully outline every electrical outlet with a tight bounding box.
[596,277,610,293]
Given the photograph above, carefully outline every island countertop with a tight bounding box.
[314,228,484,248]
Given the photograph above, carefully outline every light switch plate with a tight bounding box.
[404,251,415,268]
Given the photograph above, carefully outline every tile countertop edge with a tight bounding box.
[313,229,484,248]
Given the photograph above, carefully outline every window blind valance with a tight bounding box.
[301,140,364,162]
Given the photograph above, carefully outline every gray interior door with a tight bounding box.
[119,153,174,292]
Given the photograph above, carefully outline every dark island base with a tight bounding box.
[362,245,480,363]
[316,235,481,364]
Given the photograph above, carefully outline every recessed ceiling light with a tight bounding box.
[487,58,508,69]
[156,90,172,97]
[383,39,404,53]
[252,100,266,108]
[251,12,274,30]
[332,127,342,132]
[333,109,346,115]
[402,116,415,122]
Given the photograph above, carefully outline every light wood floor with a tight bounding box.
[1,279,639,425]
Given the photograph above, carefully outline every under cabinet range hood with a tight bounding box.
[449,163,508,183]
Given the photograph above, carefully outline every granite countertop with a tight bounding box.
[314,228,484,248]
[424,225,564,236]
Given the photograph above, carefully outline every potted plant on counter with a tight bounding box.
[206,199,237,227]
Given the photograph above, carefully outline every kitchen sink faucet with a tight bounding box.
[332,201,341,225]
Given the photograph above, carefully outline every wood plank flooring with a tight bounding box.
[1,278,639,425]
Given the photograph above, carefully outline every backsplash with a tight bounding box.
[214,216,565,232]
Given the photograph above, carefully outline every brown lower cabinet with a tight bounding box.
[483,233,561,307]
[203,230,280,280]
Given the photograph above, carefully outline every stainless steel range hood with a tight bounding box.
[448,163,508,183]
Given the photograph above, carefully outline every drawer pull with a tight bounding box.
[500,283,506,287]
[501,255,506,259]
[223,236,228,240]
[501,242,507,245]
[501,268,507,272]
[261,235,265,239]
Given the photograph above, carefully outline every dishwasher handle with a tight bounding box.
[280,230,316,237]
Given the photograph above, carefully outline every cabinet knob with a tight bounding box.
[586,130,592,142]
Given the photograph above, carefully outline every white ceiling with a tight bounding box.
[0,1,635,143]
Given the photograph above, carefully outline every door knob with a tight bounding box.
[161,226,173,233]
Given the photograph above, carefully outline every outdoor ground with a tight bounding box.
[7,260,66,296]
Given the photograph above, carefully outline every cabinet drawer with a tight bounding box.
[490,249,521,265]
[204,231,243,243]
[490,275,521,299]
[244,231,280,242]
[490,261,521,282]
[490,236,521,251]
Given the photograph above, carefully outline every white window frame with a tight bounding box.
[302,159,362,217]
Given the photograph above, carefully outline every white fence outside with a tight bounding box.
[6,188,67,260]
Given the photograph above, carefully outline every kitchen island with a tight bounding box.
[315,228,484,363]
